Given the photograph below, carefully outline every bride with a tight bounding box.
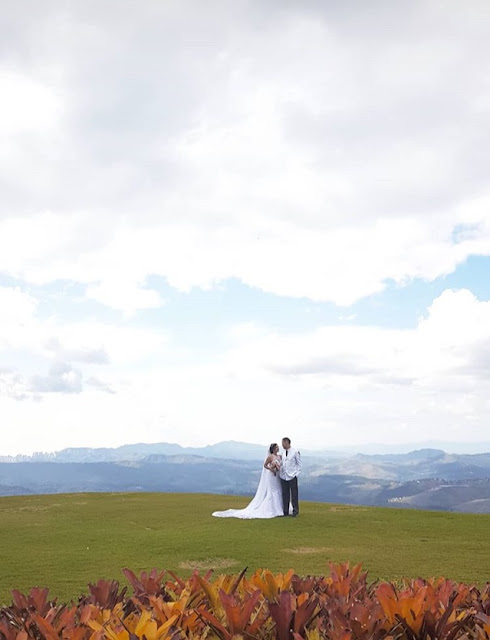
[212,443,284,519]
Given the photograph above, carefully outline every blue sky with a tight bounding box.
[1,1,490,455]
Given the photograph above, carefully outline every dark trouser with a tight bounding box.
[281,477,299,516]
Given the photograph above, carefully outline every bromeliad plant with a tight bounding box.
[1,563,489,640]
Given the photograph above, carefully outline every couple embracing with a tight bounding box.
[212,438,302,519]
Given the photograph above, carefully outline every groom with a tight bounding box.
[279,437,302,517]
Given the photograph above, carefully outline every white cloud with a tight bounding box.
[1,288,489,455]
[0,286,39,350]
[0,69,61,136]
[0,286,37,327]
[0,369,31,401]
[0,2,489,310]
[0,284,169,410]
[44,338,109,364]
[1,207,488,310]
[85,280,164,316]
[86,375,115,394]
[31,361,83,394]
[224,289,490,384]
[46,321,168,367]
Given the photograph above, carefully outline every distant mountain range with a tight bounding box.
[3,440,490,464]
[0,441,343,463]
[1,441,489,513]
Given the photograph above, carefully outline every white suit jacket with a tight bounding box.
[279,447,302,480]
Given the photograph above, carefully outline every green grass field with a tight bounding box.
[0,492,489,604]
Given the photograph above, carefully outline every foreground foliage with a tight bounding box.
[1,563,489,640]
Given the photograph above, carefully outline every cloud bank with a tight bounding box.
[1,1,489,453]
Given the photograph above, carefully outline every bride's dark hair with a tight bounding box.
[269,443,278,454]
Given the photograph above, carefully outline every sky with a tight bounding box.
[1,0,490,455]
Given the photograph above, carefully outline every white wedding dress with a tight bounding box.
[212,458,284,519]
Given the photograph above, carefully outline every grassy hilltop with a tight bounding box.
[0,492,489,604]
